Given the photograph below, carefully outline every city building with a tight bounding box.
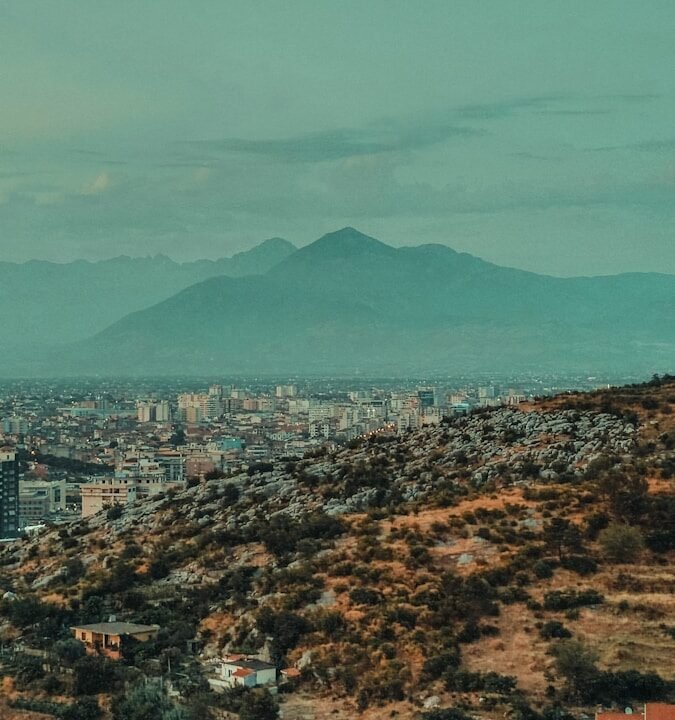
[18,478,67,525]
[80,477,137,518]
[275,384,297,398]
[0,450,19,538]
[2,417,28,435]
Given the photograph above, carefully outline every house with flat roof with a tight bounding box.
[208,654,277,691]
[71,621,159,660]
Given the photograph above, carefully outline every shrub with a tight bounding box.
[543,589,603,611]
[106,504,124,521]
[422,709,472,720]
[598,523,645,563]
[73,655,120,696]
[62,697,103,720]
[112,683,188,720]
[560,555,597,576]
[238,688,279,720]
[349,587,382,606]
[540,620,572,639]
[533,560,554,579]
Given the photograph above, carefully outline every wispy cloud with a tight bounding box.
[585,137,675,153]
[184,122,484,164]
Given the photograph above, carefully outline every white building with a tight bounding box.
[209,655,277,691]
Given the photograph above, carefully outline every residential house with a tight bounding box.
[208,654,277,691]
[71,621,160,660]
[597,705,675,720]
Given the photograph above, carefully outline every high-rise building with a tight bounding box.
[155,401,170,422]
[0,450,19,537]
[275,384,297,398]
[2,417,28,435]
[417,388,435,408]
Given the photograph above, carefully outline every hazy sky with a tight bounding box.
[1,1,674,275]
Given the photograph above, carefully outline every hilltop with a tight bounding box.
[18,226,675,377]
[0,376,673,719]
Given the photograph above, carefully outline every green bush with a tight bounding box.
[543,589,603,611]
[540,620,572,639]
[598,523,645,563]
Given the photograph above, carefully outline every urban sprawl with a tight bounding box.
[0,375,628,537]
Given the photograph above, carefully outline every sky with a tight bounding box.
[1,1,674,276]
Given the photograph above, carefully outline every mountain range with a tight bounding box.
[0,237,295,347]
[5,227,675,376]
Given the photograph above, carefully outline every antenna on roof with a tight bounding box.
[625,709,633,715]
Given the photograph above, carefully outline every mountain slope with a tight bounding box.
[8,227,675,375]
[1,378,673,718]
[0,237,296,347]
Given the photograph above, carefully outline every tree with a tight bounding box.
[169,427,186,448]
[598,469,647,522]
[552,639,598,698]
[238,689,278,720]
[112,683,189,720]
[107,504,124,521]
[54,638,86,664]
[64,558,86,582]
[62,697,102,720]
[73,656,119,695]
[598,523,644,563]
[544,518,583,560]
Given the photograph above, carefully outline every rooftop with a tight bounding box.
[71,622,159,636]
[224,655,276,671]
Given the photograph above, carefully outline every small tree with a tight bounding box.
[552,639,598,698]
[54,638,86,664]
[112,683,188,720]
[238,689,278,720]
[598,523,644,563]
[62,697,102,720]
[544,518,583,560]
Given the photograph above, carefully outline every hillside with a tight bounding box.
[0,376,673,719]
[0,237,295,348]
[27,227,675,376]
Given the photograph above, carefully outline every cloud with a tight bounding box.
[82,172,112,195]
[184,122,484,164]
[585,138,675,153]
[180,94,643,167]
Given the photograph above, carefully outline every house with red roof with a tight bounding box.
[209,654,277,690]
[597,704,675,720]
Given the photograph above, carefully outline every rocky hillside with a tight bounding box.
[0,376,674,720]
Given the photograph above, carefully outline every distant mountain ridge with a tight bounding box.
[0,237,296,346]
[12,226,673,377]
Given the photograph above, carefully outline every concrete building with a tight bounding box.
[275,384,297,398]
[210,654,277,690]
[2,417,28,435]
[137,400,171,423]
[19,492,49,525]
[19,478,67,524]
[80,477,137,518]
[71,621,160,661]
[0,450,19,538]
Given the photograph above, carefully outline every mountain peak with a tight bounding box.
[300,227,395,259]
[256,237,296,251]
